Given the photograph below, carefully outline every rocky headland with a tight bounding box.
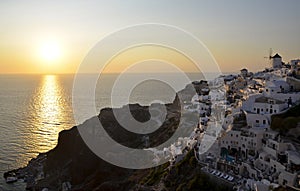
[4,81,236,191]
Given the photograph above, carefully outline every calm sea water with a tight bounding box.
[0,73,215,190]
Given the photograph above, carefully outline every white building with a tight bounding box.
[290,59,300,70]
[252,96,288,115]
[219,127,265,160]
[246,113,269,128]
[264,80,290,96]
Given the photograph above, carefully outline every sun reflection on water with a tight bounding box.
[27,75,70,153]
[40,75,61,124]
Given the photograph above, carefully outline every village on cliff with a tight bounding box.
[157,53,300,191]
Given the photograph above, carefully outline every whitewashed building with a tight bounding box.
[252,96,288,115]
[245,113,269,128]
[264,80,290,96]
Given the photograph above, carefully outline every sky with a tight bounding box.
[0,0,300,74]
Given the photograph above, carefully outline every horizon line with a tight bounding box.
[0,71,237,75]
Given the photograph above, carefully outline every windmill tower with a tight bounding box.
[271,53,282,68]
[264,48,282,68]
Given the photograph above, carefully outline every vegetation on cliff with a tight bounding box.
[271,104,300,138]
[137,151,233,191]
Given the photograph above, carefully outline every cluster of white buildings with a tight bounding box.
[197,54,300,191]
[148,53,300,191]
[214,54,300,190]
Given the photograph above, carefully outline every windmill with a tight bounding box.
[264,48,273,67]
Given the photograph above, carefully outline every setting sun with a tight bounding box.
[39,41,62,63]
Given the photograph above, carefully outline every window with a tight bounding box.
[261,109,263,112]
[263,120,266,124]
[283,179,287,185]
[236,134,238,137]
[274,110,277,113]
[256,120,259,123]
[254,108,256,111]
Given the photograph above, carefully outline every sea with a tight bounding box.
[0,73,220,190]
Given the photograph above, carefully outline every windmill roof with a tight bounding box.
[272,53,282,58]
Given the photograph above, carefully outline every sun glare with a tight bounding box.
[39,41,62,62]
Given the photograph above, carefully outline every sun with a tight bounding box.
[39,41,62,62]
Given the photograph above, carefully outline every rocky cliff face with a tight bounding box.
[44,125,133,190]
[35,99,181,190]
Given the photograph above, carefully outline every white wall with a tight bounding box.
[272,93,300,103]
[252,102,288,115]
[273,57,282,68]
[246,113,269,128]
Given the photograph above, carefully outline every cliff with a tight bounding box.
[5,82,223,191]
[10,91,179,190]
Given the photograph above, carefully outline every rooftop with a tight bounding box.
[266,80,289,88]
[272,53,282,59]
[255,96,285,104]
[286,151,300,165]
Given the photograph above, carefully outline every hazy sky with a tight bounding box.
[1,0,300,74]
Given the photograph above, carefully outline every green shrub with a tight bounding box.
[187,176,198,190]
[282,117,300,129]
[176,183,186,191]
[189,156,196,167]
[271,103,300,132]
